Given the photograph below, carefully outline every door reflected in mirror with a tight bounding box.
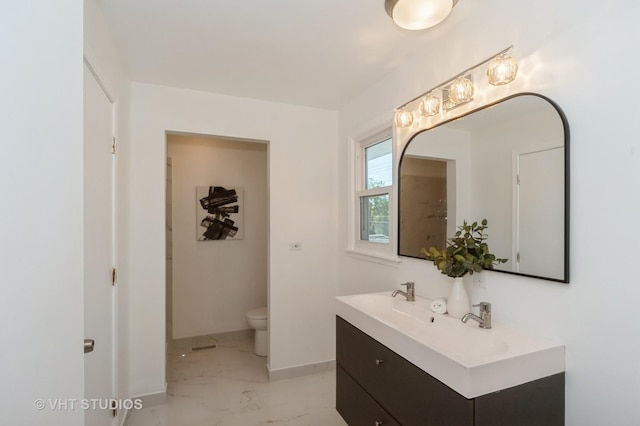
[398,94,569,283]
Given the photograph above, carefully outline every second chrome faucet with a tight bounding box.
[461,302,492,329]
[391,282,415,301]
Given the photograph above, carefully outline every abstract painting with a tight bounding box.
[196,186,244,240]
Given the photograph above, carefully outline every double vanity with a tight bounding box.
[340,53,570,424]
[335,292,565,425]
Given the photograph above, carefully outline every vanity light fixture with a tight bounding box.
[419,94,441,116]
[487,53,518,85]
[385,0,459,31]
[447,76,474,105]
[395,108,414,128]
[393,45,518,128]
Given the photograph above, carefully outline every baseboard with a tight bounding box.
[268,359,336,381]
[121,385,167,426]
[137,385,168,408]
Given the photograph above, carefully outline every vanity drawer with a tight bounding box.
[336,365,400,426]
[337,316,474,425]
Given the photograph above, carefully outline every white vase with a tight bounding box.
[447,279,470,319]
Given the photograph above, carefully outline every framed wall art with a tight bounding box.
[196,186,244,240]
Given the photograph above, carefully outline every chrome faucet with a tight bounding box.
[461,302,492,329]
[391,282,415,301]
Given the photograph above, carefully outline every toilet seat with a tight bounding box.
[246,307,267,320]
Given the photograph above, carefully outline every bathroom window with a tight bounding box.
[355,134,393,245]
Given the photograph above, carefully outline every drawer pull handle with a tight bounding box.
[375,421,385,426]
[375,359,384,365]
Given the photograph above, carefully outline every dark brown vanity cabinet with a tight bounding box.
[336,316,564,426]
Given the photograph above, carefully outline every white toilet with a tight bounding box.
[246,306,268,357]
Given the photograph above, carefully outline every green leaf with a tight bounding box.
[422,218,506,278]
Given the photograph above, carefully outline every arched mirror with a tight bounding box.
[398,93,569,283]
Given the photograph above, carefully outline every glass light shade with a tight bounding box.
[419,94,441,116]
[487,54,518,85]
[448,77,474,104]
[395,109,414,127]
[390,0,454,30]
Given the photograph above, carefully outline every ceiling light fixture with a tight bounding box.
[385,0,459,31]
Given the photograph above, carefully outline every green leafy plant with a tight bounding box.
[421,219,508,278]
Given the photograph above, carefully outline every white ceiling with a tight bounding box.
[97,0,463,109]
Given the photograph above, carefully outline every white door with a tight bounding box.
[517,147,564,279]
[83,63,116,425]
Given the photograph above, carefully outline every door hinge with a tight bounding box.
[112,136,117,154]
[111,267,117,286]
[517,252,521,262]
[516,173,520,185]
[111,400,117,417]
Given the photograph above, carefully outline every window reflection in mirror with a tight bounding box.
[398,94,569,283]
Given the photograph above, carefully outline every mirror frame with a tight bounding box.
[397,93,570,283]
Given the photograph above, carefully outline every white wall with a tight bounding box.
[339,1,640,424]
[129,83,339,395]
[0,1,84,425]
[167,135,268,339]
[84,1,132,424]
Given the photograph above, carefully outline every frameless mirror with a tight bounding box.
[398,93,569,282]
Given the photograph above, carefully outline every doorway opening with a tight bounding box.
[165,132,269,366]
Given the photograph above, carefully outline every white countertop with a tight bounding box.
[335,292,565,399]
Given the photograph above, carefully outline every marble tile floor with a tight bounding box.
[126,330,347,426]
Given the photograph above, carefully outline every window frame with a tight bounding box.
[348,122,400,263]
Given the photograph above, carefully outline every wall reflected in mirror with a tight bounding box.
[398,94,569,282]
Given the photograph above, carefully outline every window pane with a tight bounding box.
[365,138,392,189]
[360,194,389,244]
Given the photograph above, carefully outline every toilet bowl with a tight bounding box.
[246,307,268,357]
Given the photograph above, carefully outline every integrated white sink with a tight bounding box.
[335,292,565,399]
